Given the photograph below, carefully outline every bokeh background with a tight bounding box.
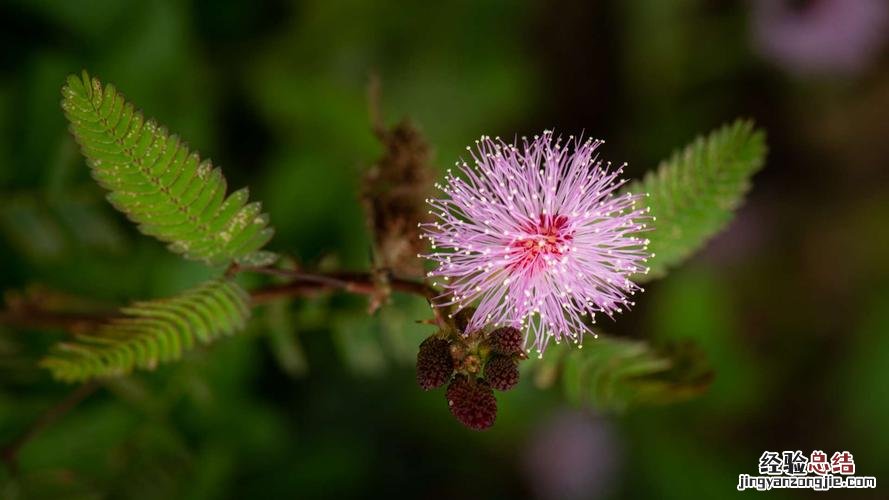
[2,0,888,498]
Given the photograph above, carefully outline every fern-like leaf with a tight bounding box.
[40,279,251,382]
[61,71,275,266]
[627,120,766,280]
[532,335,713,412]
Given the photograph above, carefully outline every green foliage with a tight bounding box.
[331,295,434,376]
[40,279,251,382]
[627,120,766,280]
[532,335,713,412]
[1,190,126,262]
[61,71,275,267]
[262,300,309,378]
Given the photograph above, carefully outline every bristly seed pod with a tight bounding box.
[489,326,524,356]
[416,336,454,390]
[446,374,497,430]
[485,355,520,391]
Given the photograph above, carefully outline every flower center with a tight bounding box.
[510,214,573,271]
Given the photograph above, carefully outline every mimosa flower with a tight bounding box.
[421,131,652,356]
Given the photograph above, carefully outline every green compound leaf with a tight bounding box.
[40,279,251,383]
[532,335,714,413]
[627,120,766,281]
[61,71,274,266]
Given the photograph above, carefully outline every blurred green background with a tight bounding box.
[1,0,888,498]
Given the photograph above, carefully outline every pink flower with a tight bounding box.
[421,131,651,356]
[524,411,622,500]
[751,0,889,77]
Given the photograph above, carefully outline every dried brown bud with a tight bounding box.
[361,119,433,276]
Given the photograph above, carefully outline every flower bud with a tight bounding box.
[489,326,524,356]
[416,336,453,390]
[484,355,520,391]
[446,374,497,430]
[449,341,468,362]
[462,353,482,374]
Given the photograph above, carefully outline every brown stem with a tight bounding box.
[0,310,110,335]
[1,381,100,474]
[247,268,438,301]
[245,267,445,325]
[0,269,441,331]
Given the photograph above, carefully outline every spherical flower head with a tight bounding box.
[446,375,497,430]
[489,326,525,356]
[421,131,651,356]
[485,355,520,391]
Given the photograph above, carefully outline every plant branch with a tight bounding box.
[1,268,442,332]
[244,266,445,325]
[246,267,438,302]
[0,309,110,335]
